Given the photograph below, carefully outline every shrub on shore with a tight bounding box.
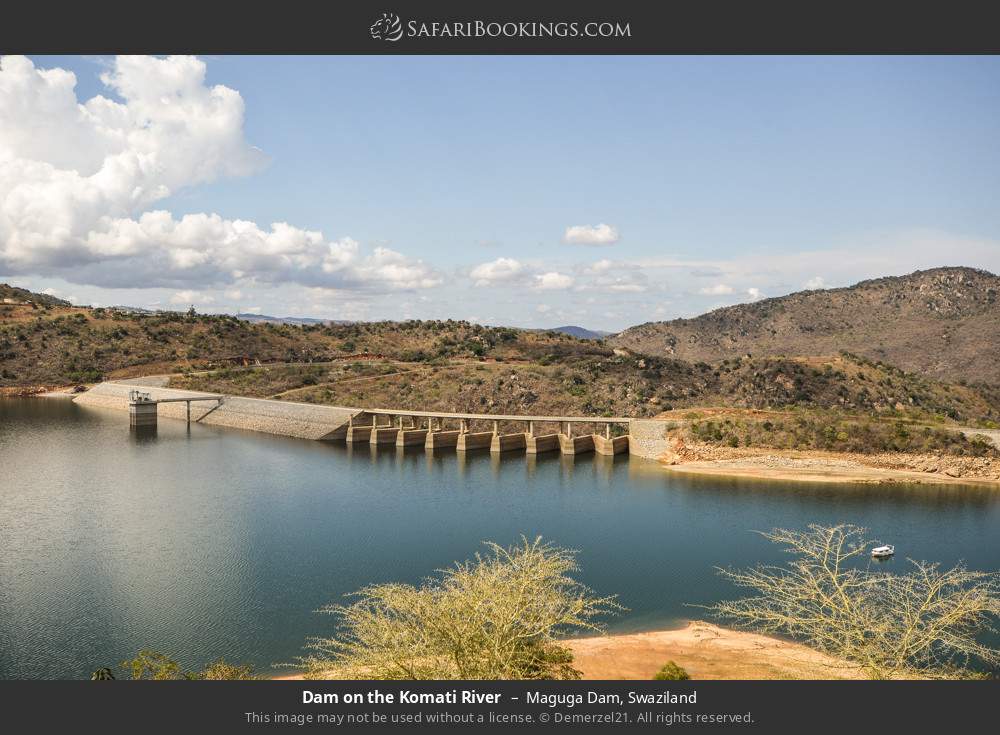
[653,661,690,680]
[710,524,1000,680]
[91,650,260,680]
[302,536,622,680]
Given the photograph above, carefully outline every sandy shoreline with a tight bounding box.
[657,437,1000,486]
[275,621,861,681]
[564,621,860,680]
[663,458,999,486]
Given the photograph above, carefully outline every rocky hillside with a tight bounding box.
[0,301,611,388]
[4,277,1000,427]
[172,352,714,420]
[611,267,1000,385]
[695,353,1000,425]
[0,283,70,307]
[171,352,1000,428]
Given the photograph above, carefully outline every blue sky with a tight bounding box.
[4,55,999,329]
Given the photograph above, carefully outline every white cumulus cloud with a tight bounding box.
[746,287,765,301]
[470,257,524,286]
[534,271,574,290]
[564,223,619,245]
[0,55,438,293]
[804,276,826,290]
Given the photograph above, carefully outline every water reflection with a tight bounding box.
[592,452,624,483]
[655,468,1000,512]
[129,424,158,443]
[525,451,561,478]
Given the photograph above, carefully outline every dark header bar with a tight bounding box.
[3,0,999,54]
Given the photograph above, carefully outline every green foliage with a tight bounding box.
[196,660,260,680]
[689,415,998,458]
[653,661,690,680]
[303,537,622,680]
[712,525,1000,680]
[65,367,103,383]
[115,650,259,680]
[122,650,184,680]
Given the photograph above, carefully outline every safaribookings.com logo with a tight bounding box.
[370,13,404,41]
[370,13,631,42]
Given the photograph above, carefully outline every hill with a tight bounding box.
[610,267,1000,385]
[0,305,618,388]
[169,351,1000,428]
[3,279,999,428]
[0,283,71,308]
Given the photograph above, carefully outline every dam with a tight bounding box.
[74,381,678,459]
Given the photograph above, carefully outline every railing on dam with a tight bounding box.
[358,407,632,424]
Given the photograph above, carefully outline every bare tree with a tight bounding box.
[303,536,622,680]
[709,524,1000,679]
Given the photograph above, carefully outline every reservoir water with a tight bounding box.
[2,397,999,679]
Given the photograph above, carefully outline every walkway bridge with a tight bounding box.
[127,389,224,427]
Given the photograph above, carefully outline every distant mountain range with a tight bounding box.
[0,290,613,337]
[610,267,1000,385]
[232,312,350,326]
[545,325,613,340]
[105,308,346,325]
[230,315,612,337]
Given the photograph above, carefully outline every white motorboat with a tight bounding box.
[871,544,895,558]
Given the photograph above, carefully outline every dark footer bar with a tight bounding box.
[1,680,993,732]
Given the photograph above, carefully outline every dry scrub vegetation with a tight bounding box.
[170,352,1000,430]
[711,525,1000,679]
[686,413,998,458]
[302,537,622,680]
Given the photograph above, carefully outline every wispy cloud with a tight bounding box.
[170,290,215,305]
[698,284,734,295]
